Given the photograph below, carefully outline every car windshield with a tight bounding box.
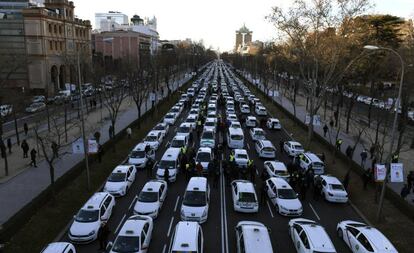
[112,235,140,252]
[330,184,345,191]
[130,151,145,158]
[183,191,206,207]
[178,126,190,133]
[231,135,243,140]
[108,173,126,182]
[231,124,241,129]
[202,132,214,139]
[205,122,215,126]
[277,189,297,199]
[275,170,288,175]
[172,251,197,253]
[186,118,196,123]
[165,114,174,119]
[197,152,211,162]
[138,191,158,202]
[293,145,303,150]
[75,209,99,222]
[171,140,185,148]
[171,108,179,112]
[154,125,165,131]
[237,154,248,159]
[239,192,256,202]
[159,160,175,169]
[145,135,158,142]
[263,147,274,152]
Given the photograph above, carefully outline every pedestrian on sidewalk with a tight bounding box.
[343,171,350,191]
[392,153,399,163]
[401,184,410,200]
[407,171,414,192]
[94,131,101,144]
[126,127,132,139]
[334,110,339,127]
[360,149,368,167]
[7,138,12,154]
[323,124,329,137]
[98,223,110,250]
[108,125,114,139]
[30,148,37,167]
[51,141,59,158]
[21,140,29,158]
[369,145,375,159]
[97,144,103,163]
[336,138,343,150]
[329,118,334,128]
[24,123,29,136]
[362,169,371,190]
[345,145,353,159]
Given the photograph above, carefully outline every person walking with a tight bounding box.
[260,183,268,205]
[94,131,101,144]
[323,124,329,137]
[126,127,132,139]
[30,148,37,167]
[360,149,368,167]
[196,161,203,176]
[51,141,59,158]
[336,138,343,150]
[21,140,29,158]
[164,168,170,185]
[400,184,410,200]
[345,145,353,159]
[213,165,220,188]
[108,125,114,139]
[369,145,375,159]
[362,169,371,190]
[342,171,350,191]
[299,175,307,200]
[334,110,339,127]
[7,138,12,154]
[279,141,284,154]
[329,118,334,128]
[314,176,322,200]
[24,123,29,136]
[97,144,103,163]
[98,223,110,250]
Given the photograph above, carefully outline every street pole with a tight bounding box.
[364,46,405,221]
[77,50,91,190]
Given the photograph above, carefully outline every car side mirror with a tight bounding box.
[73,215,76,219]
[106,242,113,250]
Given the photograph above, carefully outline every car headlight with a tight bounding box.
[280,205,288,211]
[328,192,334,197]
[202,209,208,217]
[181,209,185,217]
[88,230,96,236]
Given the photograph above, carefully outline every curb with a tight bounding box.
[348,200,373,226]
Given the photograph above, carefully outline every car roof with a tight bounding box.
[269,118,279,122]
[162,148,181,160]
[234,149,248,155]
[172,222,200,251]
[247,116,256,119]
[229,128,244,135]
[358,226,396,251]
[238,222,273,253]
[269,177,291,188]
[298,220,335,250]
[179,123,192,128]
[118,216,150,237]
[143,180,165,191]
[252,128,264,132]
[187,177,207,191]
[304,152,323,162]
[42,242,72,253]
[198,147,212,153]
[259,140,274,147]
[147,131,160,136]
[320,175,341,184]
[287,141,302,146]
[82,192,109,210]
[266,161,287,171]
[112,165,131,174]
[133,143,148,151]
[173,135,186,141]
[234,180,255,192]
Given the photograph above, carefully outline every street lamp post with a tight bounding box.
[363,45,405,222]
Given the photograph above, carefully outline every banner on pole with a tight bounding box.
[390,163,404,183]
[88,139,98,154]
[374,164,386,182]
[72,139,84,154]
[305,114,321,126]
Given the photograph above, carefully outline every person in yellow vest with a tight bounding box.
[180,146,187,155]
[392,153,399,163]
[336,138,343,150]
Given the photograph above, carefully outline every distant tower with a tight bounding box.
[235,24,252,53]
[131,15,144,25]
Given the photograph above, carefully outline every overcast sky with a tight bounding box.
[74,0,414,52]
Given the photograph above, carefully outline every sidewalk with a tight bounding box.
[241,72,414,205]
[0,74,193,226]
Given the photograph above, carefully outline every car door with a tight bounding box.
[266,181,277,204]
[104,195,114,218]
[129,166,136,183]
[99,204,108,222]
[291,224,303,249]
[356,233,374,253]
[321,179,328,196]
[298,230,310,253]
[232,182,238,205]
[142,222,151,252]
[236,227,245,253]
[159,184,165,207]
[345,226,361,252]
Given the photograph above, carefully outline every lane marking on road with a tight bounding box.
[247,143,250,150]
[115,214,126,235]
[128,196,138,211]
[174,196,181,212]
[266,200,274,218]
[220,161,225,253]
[221,160,230,253]
[162,244,167,253]
[309,203,321,221]
[256,169,259,175]
[167,217,175,237]
[165,141,170,148]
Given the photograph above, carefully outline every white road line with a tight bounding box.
[165,141,170,148]
[162,244,167,253]
[115,214,126,235]
[247,143,250,150]
[221,160,229,253]
[256,169,259,175]
[266,200,274,218]
[128,196,137,211]
[174,196,181,212]
[309,203,321,220]
[167,217,175,237]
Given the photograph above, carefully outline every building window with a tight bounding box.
[59,25,62,35]
[54,25,57,34]
[49,23,52,33]
[55,41,58,50]
[49,40,53,50]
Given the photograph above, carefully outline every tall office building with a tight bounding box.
[95,11,128,31]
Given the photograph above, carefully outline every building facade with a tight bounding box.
[95,11,128,32]
[22,0,91,94]
[235,24,252,54]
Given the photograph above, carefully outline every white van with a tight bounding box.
[227,128,245,149]
[181,177,210,223]
[299,152,325,175]
[156,148,181,182]
[235,221,273,253]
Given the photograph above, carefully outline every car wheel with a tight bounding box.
[337,228,343,238]
[275,205,279,214]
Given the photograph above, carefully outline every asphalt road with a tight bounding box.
[58,64,364,253]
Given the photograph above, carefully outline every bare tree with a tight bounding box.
[102,82,127,138]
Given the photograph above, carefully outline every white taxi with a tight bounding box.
[316,175,348,203]
[249,128,266,141]
[245,116,257,128]
[134,180,167,218]
[264,161,290,181]
[233,149,249,168]
[283,141,305,156]
[266,177,302,216]
[181,177,210,224]
[231,180,259,213]
[104,165,136,197]
[266,118,282,130]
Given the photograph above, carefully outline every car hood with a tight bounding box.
[128,157,146,165]
[156,168,177,176]
[105,181,126,191]
[70,220,100,236]
[181,205,207,217]
[135,201,159,213]
[278,198,302,210]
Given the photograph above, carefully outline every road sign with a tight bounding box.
[305,114,321,126]
[374,164,386,182]
[88,139,98,154]
[390,163,404,183]
[150,92,156,102]
[72,139,84,154]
